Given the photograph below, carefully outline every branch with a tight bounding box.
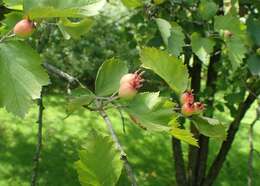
[97,103,138,186]
[188,55,201,186]
[31,95,44,186]
[196,48,221,186]
[42,62,79,85]
[172,138,188,186]
[203,92,259,186]
[248,104,260,186]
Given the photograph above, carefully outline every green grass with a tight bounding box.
[0,94,259,186]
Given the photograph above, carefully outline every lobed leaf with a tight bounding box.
[75,130,123,186]
[0,41,49,117]
[192,115,227,140]
[140,47,189,94]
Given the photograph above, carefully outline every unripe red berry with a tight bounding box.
[118,72,143,99]
[13,19,35,37]
[180,90,194,104]
[181,103,195,117]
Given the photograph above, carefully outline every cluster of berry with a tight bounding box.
[180,90,205,117]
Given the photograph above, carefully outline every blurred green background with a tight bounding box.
[1,1,260,186]
[0,95,259,186]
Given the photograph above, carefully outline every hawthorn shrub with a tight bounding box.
[0,0,260,186]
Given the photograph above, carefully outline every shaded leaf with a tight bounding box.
[247,54,260,76]
[95,58,128,96]
[67,87,95,113]
[140,47,189,94]
[156,18,185,56]
[156,18,171,48]
[75,130,123,186]
[247,18,260,46]
[192,116,227,140]
[191,33,215,64]
[0,41,49,117]
[198,0,218,20]
[168,23,185,56]
[225,37,247,69]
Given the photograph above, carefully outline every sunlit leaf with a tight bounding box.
[192,115,227,140]
[24,0,106,19]
[95,58,128,96]
[140,47,189,94]
[75,130,123,186]
[58,18,94,40]
[124,92,174,132]
[0,41,49,117]
[121,0,143,9]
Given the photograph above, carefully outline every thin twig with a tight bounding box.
[42,62,79,84]
[97,101,138,186]
[0,30,14,43]
[31,95,44,186]
[248,104,260,186]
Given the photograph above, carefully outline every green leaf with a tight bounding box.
[153,0,166,5]
[125,92,174,132]
[156,18,185,56]
[191,33,215,64]
[225,37,247,70]
[95,58,128,96]
[169,119,198,147]
[214,14,245,38]
[247,18,260,46]
[58,18,94,40]
[156,18,171,48]
[0,41,49,117]
[247,54,260,76]
[24,0,106,19]
[67,87,95,113]
[3,0,23,10]
[0,12,23,34]
[140,47,189,94]
[223,0,239,15]
[198,0,218,20]
[192,116,227,140]
[168,23,185,56]
[75,130,123,186]
[121,0,143,9]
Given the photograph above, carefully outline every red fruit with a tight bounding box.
[181,103,195,117]
[193,102,205,114]
[13,19,35,37]
[118,71,143,99]
[120,73,136,85]
[180,90,194,104]
[118,83,137,99]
